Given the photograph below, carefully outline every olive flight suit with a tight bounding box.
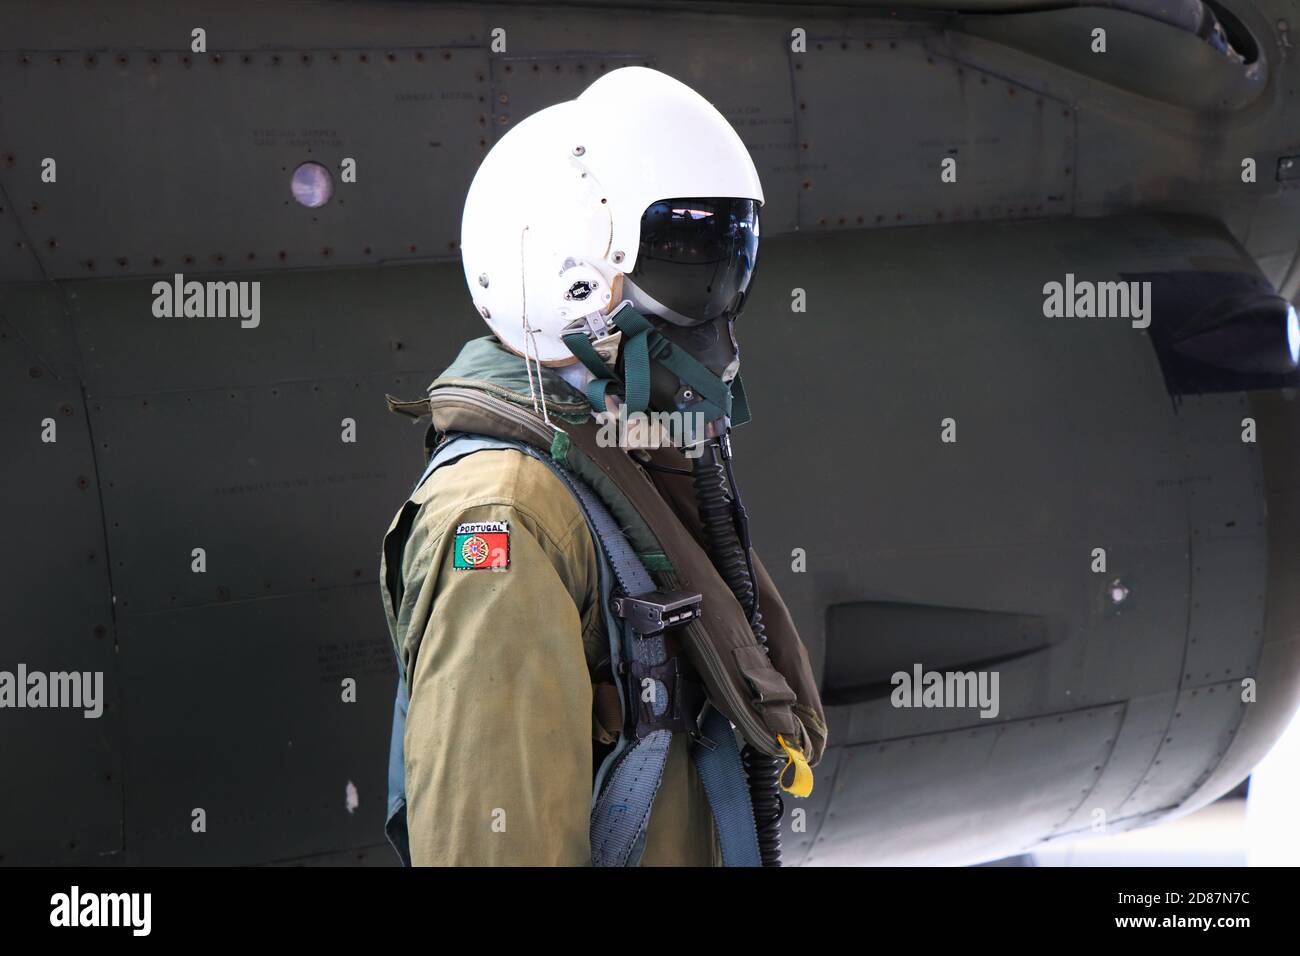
[382,336,826,867]
[381,331,739,866]
[382,442,720,866]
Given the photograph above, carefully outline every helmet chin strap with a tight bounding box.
[559,302,751,430]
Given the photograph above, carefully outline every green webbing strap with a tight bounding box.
[561,329,614,380]
[586,377,619,412]
[561,304,752,427]
[620,326,652,413]
[560,327,629,415]
[607,305,653,414]
[644,334,731,422]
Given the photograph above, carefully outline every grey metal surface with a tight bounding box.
[1,0,1298,866]
[802,704,1126,866]
[1173,388,1300,816]
[0,182,45,284]
[0,1,1294,283]
[72,263,473,394]
[743,215,1289,863]
[116,584,392,865]
[1178,392,1267,688]
[0,287,121,865]
[91,371,416,614]
[0,45,487,279]
[791,34,1073,230]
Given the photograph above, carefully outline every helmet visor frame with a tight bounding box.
[626,197,760,327]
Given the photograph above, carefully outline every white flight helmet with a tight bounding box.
[459,66,764,365]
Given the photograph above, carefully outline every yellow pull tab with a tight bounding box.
[776,734,814,797]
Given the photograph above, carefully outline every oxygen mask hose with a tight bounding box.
[690,434,784,866]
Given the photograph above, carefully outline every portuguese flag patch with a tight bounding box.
[452,520,510,571]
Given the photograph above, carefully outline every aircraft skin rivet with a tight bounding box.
[612,250,624,264]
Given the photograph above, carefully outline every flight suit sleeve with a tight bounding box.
[398,457,601,866]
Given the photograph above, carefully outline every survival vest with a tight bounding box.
[381,337,828,866]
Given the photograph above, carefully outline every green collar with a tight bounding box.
[428,336,593,425]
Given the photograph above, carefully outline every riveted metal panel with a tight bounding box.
[826,543,1186,749]
[0,308,121,864]
[91,368,436,615]
[68,264,478,397]
[807,704,1123,866]
[1177,391,1266,537]
[0,47,489,280]
[790,33,1073,231]
[73,263,479,620]
[744,218,1191,704]
[780,745,841,866]
[1176,392,1268,686]
[1046,691,1172,838]
[1,0,1296,866]
[1181,390,1300,809]
[1183,536,1268,683]
[0,280,81,375]
[1118,678,1248,817]
[117,584,393,865]
[0,181,45,284]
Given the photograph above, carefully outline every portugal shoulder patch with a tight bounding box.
[452,520,510,571]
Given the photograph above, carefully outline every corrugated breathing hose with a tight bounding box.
[691,435,784,867]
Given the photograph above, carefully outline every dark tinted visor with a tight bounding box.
[628,197,760,326]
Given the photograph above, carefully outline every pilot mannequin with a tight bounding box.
[380,66,826,867]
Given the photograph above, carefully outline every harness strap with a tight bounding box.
[560,303,752,427]
[510,436,761,868]
[385,678,411,865]
[694,706,763,867]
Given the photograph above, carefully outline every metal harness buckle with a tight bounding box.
[611,589,705,739]
[610,589,702,635]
